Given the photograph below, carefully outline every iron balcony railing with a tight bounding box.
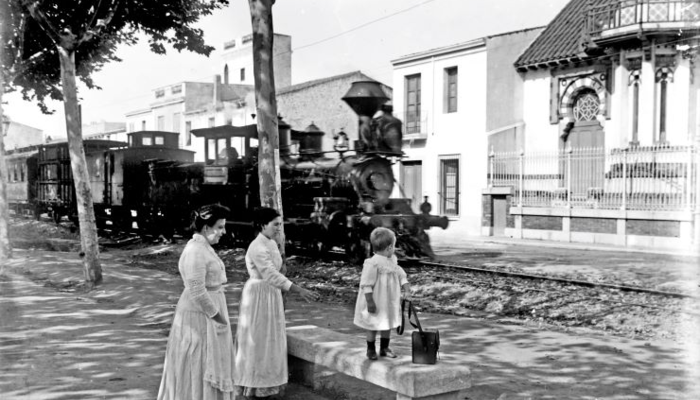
[488,144,698,211]
[587,0,700,39]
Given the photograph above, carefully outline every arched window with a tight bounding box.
[572,88,600,122]
[224,64,229,85]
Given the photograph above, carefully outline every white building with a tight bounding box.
[2,119,45,149]
[124,33,292,161]
[220,33,292,89]
[82,121,127,142]
[390,28,543,241]
[484,0,700,251]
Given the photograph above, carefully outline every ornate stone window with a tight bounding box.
[572,89,600,122]
[558,74,607,124]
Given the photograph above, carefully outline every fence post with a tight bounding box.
[519,149,524,207]
[695,143,700,247]
[621,147,627,210]
[566,146,572,208]
[687,144,693,211]
[489,146,495,188]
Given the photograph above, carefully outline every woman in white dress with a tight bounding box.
[233,207,318,399]
[158,204,235,400]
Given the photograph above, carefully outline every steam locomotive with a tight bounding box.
[6,81,448,262]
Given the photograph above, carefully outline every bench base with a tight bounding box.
[287,326,470,400]
[289,355,467,400]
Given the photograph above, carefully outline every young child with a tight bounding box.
[353,227,411,360]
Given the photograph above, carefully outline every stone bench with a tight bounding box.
[286,325,471,400]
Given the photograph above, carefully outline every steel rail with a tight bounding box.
[414,260,698,300]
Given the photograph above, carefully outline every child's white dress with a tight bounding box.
[353,254,409,331]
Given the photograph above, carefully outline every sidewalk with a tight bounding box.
[2,249,699,399]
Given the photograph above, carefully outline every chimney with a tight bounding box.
[213,74,222,109]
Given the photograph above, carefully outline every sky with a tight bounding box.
[3,0,571,138]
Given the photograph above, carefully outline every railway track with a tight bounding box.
[410,259,698,300]
[14,212,696,303]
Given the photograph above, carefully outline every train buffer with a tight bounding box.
[286,325,471,400]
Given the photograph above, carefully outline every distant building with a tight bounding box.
[277,70,392,154]
[124,76,257,161]
[83,121,127,142]
[2,119,45,149]
[221,33,292,89]
[124,30,392,162]
[124,33,295,161]
[390,28,543,238]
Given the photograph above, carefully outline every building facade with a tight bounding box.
[2,119,44,150]
[82,121,127,142]
[484,0,700,250]
[220,33,292,89]
[125,30,390,162]
[124,33,294,161]
[390,28,543,241]
[277,70,392,154]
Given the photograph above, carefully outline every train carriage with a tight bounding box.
[36,139,126,223]
[86,130,196,232]
[5,148,39,217]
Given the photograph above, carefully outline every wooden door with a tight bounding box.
[567,121,605,197]
[493,195,507,236]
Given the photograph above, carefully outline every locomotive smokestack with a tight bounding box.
[342,81,389,152]
[341,80,389,117]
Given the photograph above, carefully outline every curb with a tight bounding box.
[432,236,700,257]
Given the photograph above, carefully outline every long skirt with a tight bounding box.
[233,278,287,397]
[157,289,235,400]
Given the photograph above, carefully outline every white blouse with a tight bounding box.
[245,233,292,291]
[178,233,228,318]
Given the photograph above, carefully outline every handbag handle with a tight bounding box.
[397,300,424,335]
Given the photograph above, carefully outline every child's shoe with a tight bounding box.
[380,338,397,358]
[366,341,378,360]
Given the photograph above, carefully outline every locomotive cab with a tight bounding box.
[191,124,258,184]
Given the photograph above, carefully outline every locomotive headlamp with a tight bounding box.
[333,130,349,152]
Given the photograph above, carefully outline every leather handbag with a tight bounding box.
[397,300,440,364]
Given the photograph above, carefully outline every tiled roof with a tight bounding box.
[515,0,610,69]
[278,71,379,95]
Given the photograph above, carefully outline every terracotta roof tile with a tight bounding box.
[515,0,611,68]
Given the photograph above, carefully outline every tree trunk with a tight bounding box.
[57,46,102,285]
[249,0,285,255]
[0,60,11,264]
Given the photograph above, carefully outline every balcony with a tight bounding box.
[586,0,700,44]
[401,110,429,141]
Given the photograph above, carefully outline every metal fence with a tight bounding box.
[587,0,700,37]
[488,144,698,211]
